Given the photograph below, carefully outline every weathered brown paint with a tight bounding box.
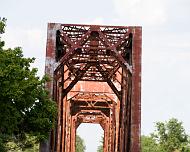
[43,23,141,152]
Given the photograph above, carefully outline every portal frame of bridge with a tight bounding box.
[43,23,141,152]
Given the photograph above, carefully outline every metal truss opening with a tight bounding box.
[77,123,103,152]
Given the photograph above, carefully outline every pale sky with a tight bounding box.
[1,0,190,151]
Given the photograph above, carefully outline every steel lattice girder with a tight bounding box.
[42,23,141,152]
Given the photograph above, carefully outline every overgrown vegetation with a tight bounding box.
[0,18,57,151]
[97,136,103,152]
[142,118,190,152]
[76,134,86,152]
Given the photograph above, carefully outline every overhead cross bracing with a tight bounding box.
[42,23,141,152]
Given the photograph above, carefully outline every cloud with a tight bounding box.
[113,0,167,26]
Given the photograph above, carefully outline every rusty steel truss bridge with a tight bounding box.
[43,23,141,152]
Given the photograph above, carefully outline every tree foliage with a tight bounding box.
[141,135,162,152]
[152,118,190,152]
[4,134,39,152]
[76,134,86,152]
[0,18,57,151]
[0,17,6,48]
[142,118,190,152]
[97,136,103,152]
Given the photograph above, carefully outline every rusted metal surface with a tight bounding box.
[43,23,141,152]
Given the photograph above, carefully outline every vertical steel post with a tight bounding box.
[131,27,142,151]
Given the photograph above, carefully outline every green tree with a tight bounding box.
[141,135,162,152]
[5,134,39,152]
[152,118,190,152]
[76,134,86,152]
[0,18,57,151]
[97,136,103,152]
